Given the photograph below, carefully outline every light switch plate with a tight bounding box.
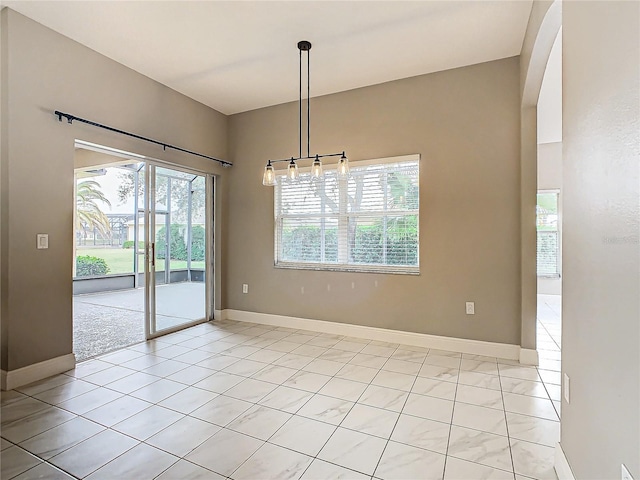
[563,373,570,403]
[37,234,49,249]
[465,302,475,315]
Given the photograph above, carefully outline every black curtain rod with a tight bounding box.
[54,110,232,167]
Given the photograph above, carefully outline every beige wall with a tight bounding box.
[537,141,562,295]
[562,1,639,478]
[226,57,522,345]
[0,10,229,371]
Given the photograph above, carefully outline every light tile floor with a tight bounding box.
[536,294,562,418]
[2,314,561,480]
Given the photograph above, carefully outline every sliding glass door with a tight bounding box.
[144,163,213,338]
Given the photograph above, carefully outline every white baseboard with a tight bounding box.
[555,443,576,480]
[223,309,535,362]
[1,353,76,391]
[519,348,539,365]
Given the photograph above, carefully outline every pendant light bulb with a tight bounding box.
[311,155,324,180]
[287,158,299,181]
[337,152,349,177]
[262,160,277,186]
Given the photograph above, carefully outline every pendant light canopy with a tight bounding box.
[262,41,348,186]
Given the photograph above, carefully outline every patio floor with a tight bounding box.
[73,282,206,362]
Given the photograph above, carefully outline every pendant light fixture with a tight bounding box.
[262,40,348,186]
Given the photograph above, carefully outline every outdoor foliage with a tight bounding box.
[156,225,205,261]
[122,241,144,249]
[281,227,337,262]
[76,180,111,236]
[76,255,110,277]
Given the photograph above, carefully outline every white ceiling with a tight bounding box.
[3,1,533,115]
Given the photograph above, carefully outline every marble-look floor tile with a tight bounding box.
[506,412,559,447]
[266,341,300,354]
[1,406,76,443]
[458,371,502,391]
[1,397,51,425]
[510,438,556,479]
[269,415,336,456]
[318,377,368,402]
[412,377,457,400]
[82,395,151,427]
[193,371,245,394]
[64,360,112,379]
[452,402,508,436]
[1,438,12,450]
[81,366,135,386]
[251,364,298,384]
[56,388,123,415]
[246,348,286,364]
[292,344,329,358]
[155,459,225,480]
[297,395,354,425]
[334,340,368,353]
[375,440,446,480]
[104,371,159,394]
[383,358,421,375]
[12,462,74,479]
[391,349,427,364]
[349,353,388,369]
[447,426,513,472]
[186,428,263,477]
[455,384,504,410]
[424,355,461,369]
[391,413,450,454]
[1,390,28,407]
[196,354,239,371]
[335,364,379,383]
[341,403,399,439]
[319,349,358,363]
[142,359,190,377]
[500,377,549,399]
[0,446,42,479]
[372,370,416,391]
[232,442,313,480]
[172,349,214,365]
[16,375,74,397]
[498,365,540,382]
[502,393,558,421]
[224,378,277,403]
[129,378,187,403]
[444,456,514,480]
[166,366,217,385]
[18,417,104,460]
[303,359,345,376]
[418,364,460,382]
[537,369,561,385]
[361,344,396,357]
[358,384,408,412]
[318,427,387,476]
[403,393,454,423]
[32,380,98,405]
[85,442,178,480]
[190,395,253,427]
[146,416,220,457]
[283,371,332,393]
[48,429,138,478]
[301,458,369,479]
[227,404,291,440]
[112,405,183,440]
[259,386,314,413]
[158,386,218,414]
[460,360,499,376]
[222,359,268,377]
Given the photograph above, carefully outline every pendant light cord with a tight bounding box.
[299,48,302,160]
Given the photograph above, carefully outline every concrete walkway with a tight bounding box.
[73,282,206,361]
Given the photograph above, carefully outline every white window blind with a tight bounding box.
[536,191,560,277]
[275,155,419,274]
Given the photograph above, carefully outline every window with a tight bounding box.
[536,191,560,277]
[275,155,420,274]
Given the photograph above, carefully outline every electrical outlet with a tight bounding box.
[622,464,634,480]
[37,234,49,249]
[564,373,570,403]
[242,284,248,294]
[465,302,475,315]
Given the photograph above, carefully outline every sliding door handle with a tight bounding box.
[151,243,156,268]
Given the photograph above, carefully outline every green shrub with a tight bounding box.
[122,240,144,249]
[190,226,206,261]
[76,255,110,277]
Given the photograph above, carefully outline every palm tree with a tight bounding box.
[76,180,111,237]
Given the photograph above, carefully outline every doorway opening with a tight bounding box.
[536,28,562,415]
[72,143,214,361]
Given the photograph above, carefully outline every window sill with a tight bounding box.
[274,262,420,275]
